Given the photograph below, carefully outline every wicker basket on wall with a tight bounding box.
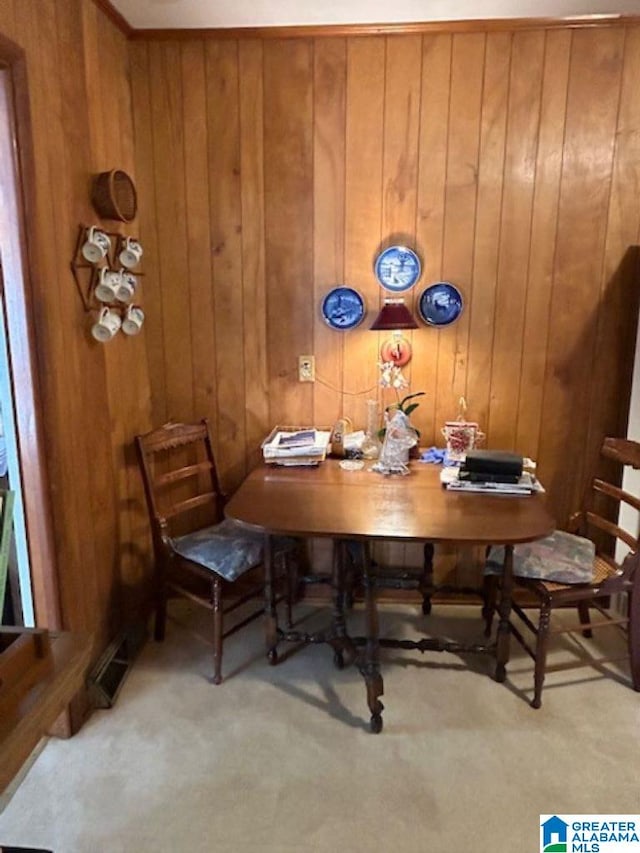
[91,169,137,223]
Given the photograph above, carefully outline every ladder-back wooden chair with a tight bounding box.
[135,420,296,684]
[484,437,640,708]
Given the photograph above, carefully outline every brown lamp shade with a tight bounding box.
[370,299,418,331]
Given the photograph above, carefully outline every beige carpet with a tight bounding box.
[1,601,638,853]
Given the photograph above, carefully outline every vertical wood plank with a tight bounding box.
[539,27,625,524]
[82,2,106,164]
[413,33,452,446]
[99,12,141,613]
[182,42,216,425]
[465,32,510,440]
[516,30,571,461]
[343,37,385,428]
[79,1,129,623]
[53,0,107,634]
[313,37,346,429]
[148,40,194,423]
[263,39,314,427]
[381,35,422,239]
[130,40,166,426]
[488,30,545,450]
[206,40,247,489]
[0,1,15,37]
[106,15,152,599]
[239,40,269,468]
[436,33,485,433]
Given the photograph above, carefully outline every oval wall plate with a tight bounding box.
[374,246,421,293]
[321,286,366,330]
[418,282,463,327]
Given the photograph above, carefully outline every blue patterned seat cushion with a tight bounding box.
[485,530,596,584]
[170,519,267,582]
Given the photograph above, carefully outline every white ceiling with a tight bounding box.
[110,0,640,29]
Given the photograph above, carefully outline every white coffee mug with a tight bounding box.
[122,304,145,336]
[95,267,122,303]
[91,307,121,342]
[81,227,111,264]
[119,237,143,269]
[115,270,138,303]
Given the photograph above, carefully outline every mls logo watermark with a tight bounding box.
[540,815,640,852]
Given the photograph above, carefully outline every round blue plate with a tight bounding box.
[321,286,366,331]
[374,245,421,293]
[418,282,463,326]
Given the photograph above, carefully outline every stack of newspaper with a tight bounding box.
[440,466,544,495]
[262,428,331,467]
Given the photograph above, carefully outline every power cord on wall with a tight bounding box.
[314,373,379,398]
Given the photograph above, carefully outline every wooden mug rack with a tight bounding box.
[70,224,144,312]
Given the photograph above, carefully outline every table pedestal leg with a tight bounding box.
[264,535,279,665]
[330,540,349,669]
[421,542,434,615]
[495,543,514,682]
[357,545,384,733]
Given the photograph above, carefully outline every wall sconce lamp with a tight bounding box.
[370,298,418,367]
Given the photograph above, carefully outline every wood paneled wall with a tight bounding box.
[0,2,152,657]
[131,25,640,563]
[2,5,640,644]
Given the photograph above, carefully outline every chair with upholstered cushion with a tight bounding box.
[135,419,297,684]
[484,437,640,708]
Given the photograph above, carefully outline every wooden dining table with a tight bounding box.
[225,459,554,732]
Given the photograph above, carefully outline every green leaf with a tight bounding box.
[400,391,426,406]
[404,402,420,417]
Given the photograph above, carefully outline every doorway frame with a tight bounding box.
[0,31,61,631]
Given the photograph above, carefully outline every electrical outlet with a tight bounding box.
[298,355,315,382]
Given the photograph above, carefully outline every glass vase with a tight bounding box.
[361,399,381,460]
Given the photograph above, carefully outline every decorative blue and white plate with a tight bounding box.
[321,286,366,331]
[418,282,463,327]
[374,245,421,293]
